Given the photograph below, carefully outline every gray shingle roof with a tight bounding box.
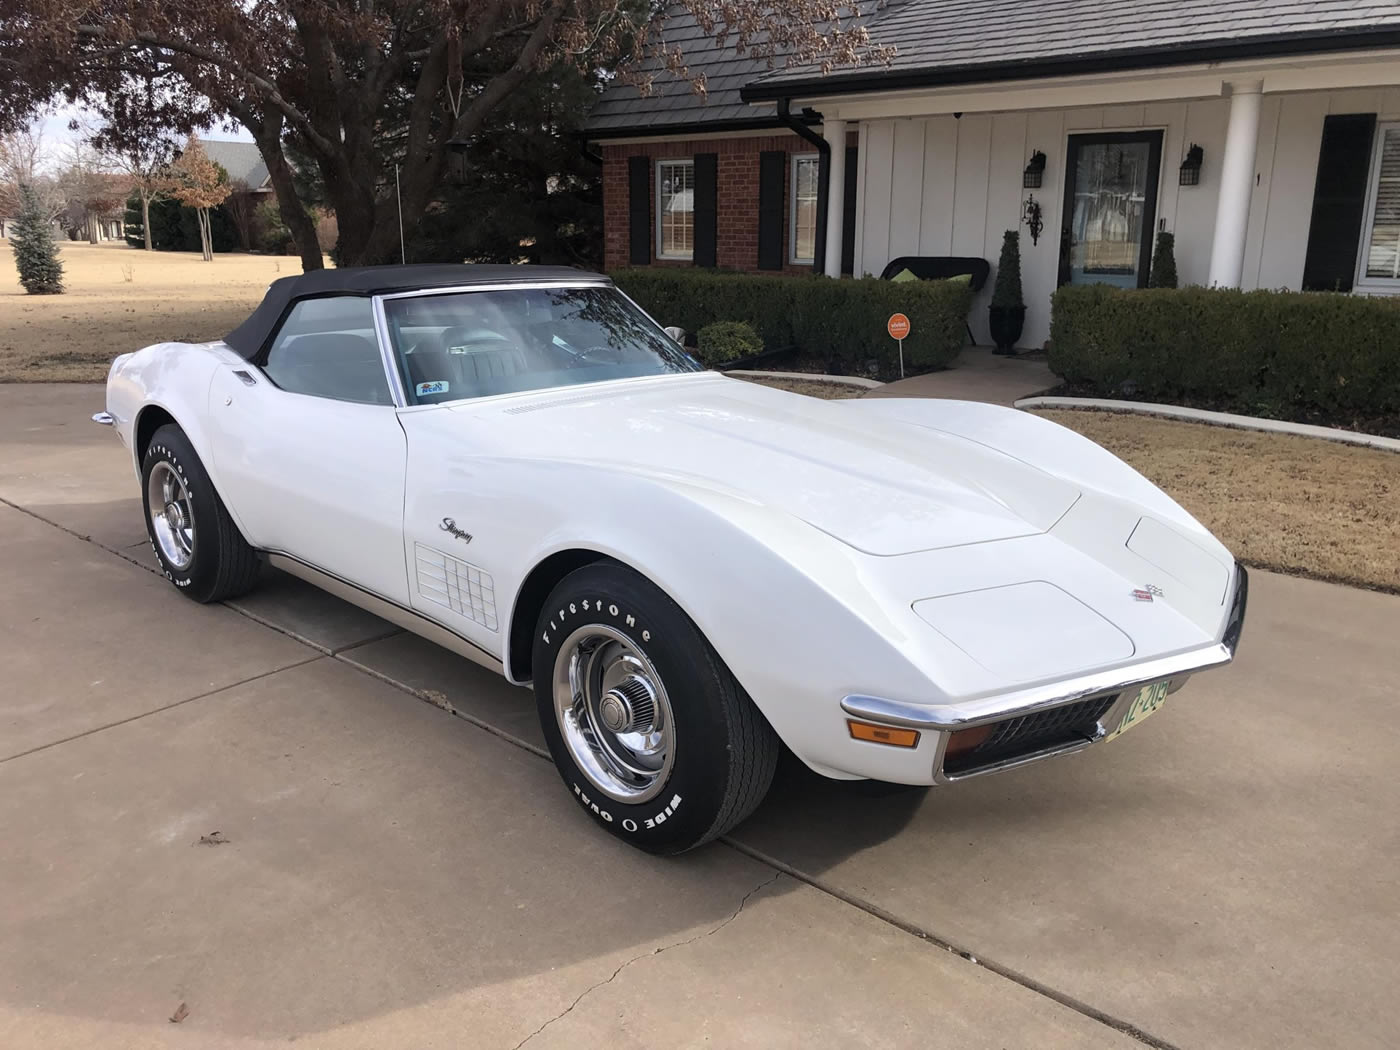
[746,0,1400,99]
[584,3,881,136]
[200,139,271,189]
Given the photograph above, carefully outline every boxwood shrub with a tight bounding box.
[612,268,972,378]
[696,320,763,366]
[1049,284,1400,423]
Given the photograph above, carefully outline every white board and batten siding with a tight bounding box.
[853,88,1400,348]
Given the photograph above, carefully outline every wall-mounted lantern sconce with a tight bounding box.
[1023,150,1047,189]
[1179,143,1203,186]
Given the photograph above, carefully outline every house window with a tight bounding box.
[1359,123,1400,285]
[656,159,694,260]
[790,154,820,264]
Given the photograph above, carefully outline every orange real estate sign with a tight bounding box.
[887,312,911,340]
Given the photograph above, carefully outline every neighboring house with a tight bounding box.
[0,214,100,240]
[201,139,274,198]
[586,0,1400,347]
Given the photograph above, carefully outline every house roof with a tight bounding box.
[584,5,788,137]
[744,0,1400,100]
[201,139,271,190]
[584,3,883,137]
[586,0,1400,135]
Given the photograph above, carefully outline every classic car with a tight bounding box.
[95,264,1247,854]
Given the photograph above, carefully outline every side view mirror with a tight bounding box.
[663,326,686,344]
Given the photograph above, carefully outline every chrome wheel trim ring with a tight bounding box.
[146,462,195,571]
[552,624,675,805]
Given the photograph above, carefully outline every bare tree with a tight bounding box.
[57,141,128,242]
[2,2,892,269]
[168,133,230,260]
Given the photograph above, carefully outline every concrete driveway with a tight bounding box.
[2,384,1397,1050]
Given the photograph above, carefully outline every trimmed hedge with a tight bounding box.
[1049,284,1400,422]
[612,268,972,377]
[696,320,762,366]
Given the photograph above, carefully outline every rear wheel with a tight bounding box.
[532,562,779,854]
[141,424,260,603]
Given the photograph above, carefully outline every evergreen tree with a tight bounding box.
[9,182,64,294]
[1149,231,1179,288]
[991,230,1023,309]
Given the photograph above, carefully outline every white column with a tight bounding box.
[1207,80,1263,288]
[823,119,848,277]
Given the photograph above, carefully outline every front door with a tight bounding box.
[205,296,411,606]
[1060,132,1164,288]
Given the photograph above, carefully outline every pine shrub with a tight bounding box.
[9,184,64,295]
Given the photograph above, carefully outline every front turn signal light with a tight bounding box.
[847,720,920,748]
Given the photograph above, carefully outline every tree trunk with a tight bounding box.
[198,207,212,261]
[258,136,322,271]
[141,193,152,251]
[87,213,98,244]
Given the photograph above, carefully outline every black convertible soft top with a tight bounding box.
[222,263,607,359]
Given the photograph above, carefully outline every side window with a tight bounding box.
[263,297,393,406]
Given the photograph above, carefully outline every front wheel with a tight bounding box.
[141,424,260,603]
[532,562,779,854]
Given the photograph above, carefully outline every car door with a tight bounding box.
[205,295,411,606]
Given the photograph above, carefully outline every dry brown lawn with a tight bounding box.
[738,376,863,399]
[1034,409,1400,593]
[1,241,312,381]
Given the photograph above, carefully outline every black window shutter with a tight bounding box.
[842,145,859,276]
[1302,113,1376,292]
[693,153,718,268]
[628,156,651,265]
[757,151,786,270]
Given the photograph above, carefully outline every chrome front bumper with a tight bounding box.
[843,564,1249,783]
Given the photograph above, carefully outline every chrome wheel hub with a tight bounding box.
[552,625,674,804]
[146,462,195,571]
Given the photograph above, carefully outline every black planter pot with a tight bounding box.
[987,305,1025,354]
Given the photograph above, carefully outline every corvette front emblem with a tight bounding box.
[1132,584,1165,602]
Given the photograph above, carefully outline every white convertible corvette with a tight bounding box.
[97,264,1247,853]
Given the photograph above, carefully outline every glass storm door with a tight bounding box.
[1060,132,1163,288]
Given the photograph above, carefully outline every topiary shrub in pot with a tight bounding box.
[1148,231,1178,288]
[988,229,1024,354]
[696,320,762,368]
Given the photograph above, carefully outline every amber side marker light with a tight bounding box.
[847,720,920,748]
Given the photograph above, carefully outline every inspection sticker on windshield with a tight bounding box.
[416,380,449,396]
[1106,680,1170,741]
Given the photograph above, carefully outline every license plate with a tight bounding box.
[1106,680,1171,741]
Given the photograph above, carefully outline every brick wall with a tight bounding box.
[602,133,824,274]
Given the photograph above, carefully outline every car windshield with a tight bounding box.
[383,284,701,405]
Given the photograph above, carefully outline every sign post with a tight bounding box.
[887,312,911,378]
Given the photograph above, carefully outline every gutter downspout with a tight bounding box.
[777,98,829,274]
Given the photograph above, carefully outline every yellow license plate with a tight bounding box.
[1106,681,1170,741]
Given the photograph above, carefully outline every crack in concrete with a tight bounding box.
[510,870,783,1050]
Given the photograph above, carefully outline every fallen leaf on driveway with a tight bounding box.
[195,831,228,846]
[170,1002,189,1024]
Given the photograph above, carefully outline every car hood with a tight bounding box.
[449,375,1080,556]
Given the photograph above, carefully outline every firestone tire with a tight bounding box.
[532,562,779,855]
[141,424,261,604]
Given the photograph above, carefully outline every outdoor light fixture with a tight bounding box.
[1023,150,1047,189]
[1179,143,1204,186]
